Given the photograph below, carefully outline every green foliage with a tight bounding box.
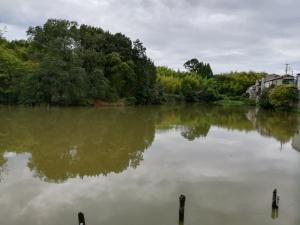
[132,40,157,104]
[199,87,220,102]
[1,19,294,108]
[156,67,182,94]
[259,87,273,109]
[87,68,110,100]
[0,38,38,104]
[158,75,181,94]
[183,58,213,78]
[214,99,255,106]
[0,19,157,105]
[269,85,298,109]
[157,66,220,103]
[157,67,272,105]
[181,75,202,102]
[214,71,266,96]
[259,85,298,110]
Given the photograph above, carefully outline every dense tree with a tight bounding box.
[132,40,157,104]
[258,85,297,110]
[0,37,37,104]
[25,19,87,105]
[0,19,295,109]
[183,58,213,78]
[214,71,266,96]
[258,87,273,109]
[86,68,110,101]
[0,19,158,105]
[269,85,298,109]
[157,66,220,102]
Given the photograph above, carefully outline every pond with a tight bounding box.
[0,105,299,225]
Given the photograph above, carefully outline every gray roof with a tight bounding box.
[264,74,294,82]
[264,74,281,82]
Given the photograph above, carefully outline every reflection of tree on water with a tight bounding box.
[0,105,299,183]
[157,106,254,140]
[254,110,298,144]
[0,107,156,182]
[156,105,299,145]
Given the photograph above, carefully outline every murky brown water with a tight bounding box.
[0,105,299,225]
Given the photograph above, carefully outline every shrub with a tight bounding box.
[125,97,137,105]
[199,87,220,102]
[259,87,274,109]
[259,85,298,110]
[181,75,201,102]
[269,85,298,109]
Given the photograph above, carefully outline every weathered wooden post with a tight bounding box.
[78,212,85,225]
[179,194,186,222]
[272,189,279,209]
[271,207,279,219]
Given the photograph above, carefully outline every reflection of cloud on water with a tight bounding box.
[1,126,300,225]
[0,106,299,184]
[4,152,17,158]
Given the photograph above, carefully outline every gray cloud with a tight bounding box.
[0,0,299,73]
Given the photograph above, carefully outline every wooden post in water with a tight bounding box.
[78,212,85,225]
[271,207,279,219]
[272,189,279,209]
[179,195,186,223]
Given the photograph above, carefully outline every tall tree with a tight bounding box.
[184,58,213,78]
[26,19,87,105]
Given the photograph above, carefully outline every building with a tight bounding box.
[263,74,294,89]
[292,130,300,153]
[246,74,300,100]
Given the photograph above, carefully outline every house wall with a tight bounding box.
[297,74,300,90]
[264,79,283,88]
[275,79,283,86]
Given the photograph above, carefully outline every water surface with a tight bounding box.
[0,105,299,225]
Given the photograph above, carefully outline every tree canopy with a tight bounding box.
[1,19,288,108]
[259,85,298,109]
[183,58,213,78]
[0,19,158,105]
[156,66,266,103]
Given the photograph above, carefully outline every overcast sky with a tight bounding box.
[1,0,300,74]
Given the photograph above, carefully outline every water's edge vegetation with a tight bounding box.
[0,19,262,106]
[0,19,297,109]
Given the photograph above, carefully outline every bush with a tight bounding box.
[259,87,274,109]
[214,71,266,96]
[259,85,298,110]
[269,85,298,109]
[198,87,220,102]
[181,75,201,102]
[125,97,137,105]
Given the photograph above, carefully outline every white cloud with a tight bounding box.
[0,0,299,73]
